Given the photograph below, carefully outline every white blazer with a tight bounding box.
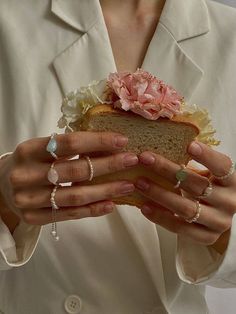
[0,1,236,313]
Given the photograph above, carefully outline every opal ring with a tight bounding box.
[46,133,58,160]
[174,164,188,189]
[47,161,59,185]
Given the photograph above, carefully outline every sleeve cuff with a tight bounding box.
[0,217,41,270]
[176,213,236,288]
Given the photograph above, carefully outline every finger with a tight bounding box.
[14,132,129,162]
[138,202,221,246]
[10,152,138,187]
[188,141,236,186]
[135,177,232,232]
[139,151,211,198]
[20,200,115,225]
[12,181,135,209]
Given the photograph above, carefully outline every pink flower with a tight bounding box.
[107,69,183,120]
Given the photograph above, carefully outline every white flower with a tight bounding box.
[58,79,110,131]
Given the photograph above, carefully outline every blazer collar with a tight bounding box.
[51,0,210,40]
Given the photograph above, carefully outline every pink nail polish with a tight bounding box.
[136,179,150,191]
[140,152,155,165]
[188,142,202,156]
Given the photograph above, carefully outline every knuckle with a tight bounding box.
[9,169,22,187]
[99,133,110,147]
[67,192,84,206]
[65,134,78,151]
[21,210,35,224]
[154,155,167,172]
[67,163,85,181]
[15,142,30,159]
[67,209,81,220]
[89,203,101,217]
[107,155,119,172]
[12,192,25,209]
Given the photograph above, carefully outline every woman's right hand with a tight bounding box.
[0,131,138,226]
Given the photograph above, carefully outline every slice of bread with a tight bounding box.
[80,104,199,207]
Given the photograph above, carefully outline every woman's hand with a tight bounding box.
[134,141,236,253]
[0,131,138,226]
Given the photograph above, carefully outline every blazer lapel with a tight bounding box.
[50,0,210,310]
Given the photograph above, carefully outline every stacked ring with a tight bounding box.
[196,178,213,199]
[46,133,58,160]
[85,156,94,181]
[213,157,235,181]
[50,185,60,241]
[185,201,201,224]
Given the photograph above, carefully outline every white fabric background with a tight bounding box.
[206,1,236,314]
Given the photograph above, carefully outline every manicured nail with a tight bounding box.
[135,179,150,191]
[123,153,139,167]
[139,152,155,165]
[141,205,153,215]
[119,183,135,194]
[114,136,128,147]
[188,141,202,156]
[103,204,114,214]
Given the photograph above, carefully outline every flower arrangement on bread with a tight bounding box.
[58,69,219,207]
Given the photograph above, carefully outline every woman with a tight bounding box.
[0,0,236,313]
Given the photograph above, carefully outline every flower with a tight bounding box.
[107,69,183,120]
[57,79,110,132]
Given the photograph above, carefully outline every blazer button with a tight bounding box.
[64,295,82,314]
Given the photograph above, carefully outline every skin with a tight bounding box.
[0,0,234,255]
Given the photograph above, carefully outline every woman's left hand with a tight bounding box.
[135,141,236,253]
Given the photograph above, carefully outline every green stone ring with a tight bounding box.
[174,164,188,189]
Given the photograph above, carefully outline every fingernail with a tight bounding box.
[141,205,153,215]
[119,183,135,194]
[123,153,138,167]
[135,179,150,191]
[139,152,155,165]
[103,204,114,214]
[188,142,202,156]
[114,136,128,147]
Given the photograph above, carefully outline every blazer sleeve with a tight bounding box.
[0,216,41,270]
[175,213,236,288]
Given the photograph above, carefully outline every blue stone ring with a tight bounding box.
[46,133,58,160]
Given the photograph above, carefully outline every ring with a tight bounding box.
[47,161,59,185]
[174,164,188,189]
[46,133,58,160]
[196,178,213,199]
[185,201,201,223]
[85,156,94,181]
[50,185,60,241]
[212,157,235,181]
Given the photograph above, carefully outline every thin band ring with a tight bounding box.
[85,156,94,181]
[46,133,58,160]
[185,201,201,224]
[213,157,235,181]
[196,179,213,199]
[50,185,60,241]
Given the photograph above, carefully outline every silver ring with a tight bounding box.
[185,201,201,224]
[85,156,94,181]
[213,157,235,181]
[174,164,188,189]
[46,133,58,160]
[47,161,59,185]
[50,185,60,241]
[196,179,213,199]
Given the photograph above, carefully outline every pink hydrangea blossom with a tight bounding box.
[107,69,183,120]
